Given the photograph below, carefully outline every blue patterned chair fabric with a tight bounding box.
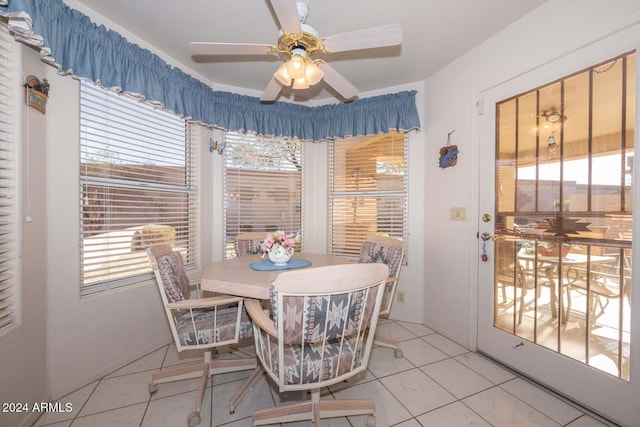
[156,251,191,303]
[175,305,253,346]
[154,249,253,346]
[358,238,403,311]
[358,240,403,277]
[263,280,380,385]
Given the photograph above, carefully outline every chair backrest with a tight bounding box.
[358,235,404,316]
[147,244,251,351]
[147,244,190,303]
[147,244,191,349]
[258,263,388,392]
[234,231,267,257]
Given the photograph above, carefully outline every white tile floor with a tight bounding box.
[32,320,617,427]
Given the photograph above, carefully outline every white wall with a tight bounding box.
[0,45,49,427]
[422,0,640,348]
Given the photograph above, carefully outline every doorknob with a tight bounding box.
[480,232,495,241]
[479,232,495,262]
[482,213,491,222]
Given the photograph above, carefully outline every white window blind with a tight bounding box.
[80,81,198,295]
[223,132,303,259]
[329,131,408,259]
[0,23,17,333]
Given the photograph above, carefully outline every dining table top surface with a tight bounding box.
[200,252,353,300]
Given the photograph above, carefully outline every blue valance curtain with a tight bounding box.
[0,0,420,141]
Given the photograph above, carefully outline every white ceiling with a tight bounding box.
[74,0,548,103]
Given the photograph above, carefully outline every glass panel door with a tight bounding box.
[494,52,634,380]
[478,42,640,425]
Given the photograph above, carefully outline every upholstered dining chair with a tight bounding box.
[234,231,268,257]
[146,244,257,427]
[245,263,388,426]
[358,235,405,357]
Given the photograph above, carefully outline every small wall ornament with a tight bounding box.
[24,75,49,114]
[439,130,459,169]
[209,138,226,155]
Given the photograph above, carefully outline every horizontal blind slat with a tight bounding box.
[0,23,16,334]
[329,131,408,260]
[80,81,198,294]
[223,132,303,258]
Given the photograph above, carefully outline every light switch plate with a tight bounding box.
[450,207,467,221]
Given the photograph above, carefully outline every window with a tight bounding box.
[80,81,198,295]
[329,131,408,258]
[223,132,303,258]
[0,23,17,333]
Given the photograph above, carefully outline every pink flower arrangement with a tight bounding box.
[261,230,296,253]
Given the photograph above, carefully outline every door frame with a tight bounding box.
[470,23,640,427]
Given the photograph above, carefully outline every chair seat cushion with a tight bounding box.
[176,305,253,346]
[263,334,365,386]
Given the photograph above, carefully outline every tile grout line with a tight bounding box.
[50,321,615,427]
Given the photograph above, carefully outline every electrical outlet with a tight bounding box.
[397,291,405,303]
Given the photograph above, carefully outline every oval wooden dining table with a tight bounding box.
[200,252,355,414]
[200,252,353,300]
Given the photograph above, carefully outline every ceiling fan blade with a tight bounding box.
[318,63,358,100]
[261,77,283,102]
[270,0,302,34]
[191,42,275,56]
[322,24,402,53]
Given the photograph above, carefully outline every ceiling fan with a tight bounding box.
[190,0,402,102]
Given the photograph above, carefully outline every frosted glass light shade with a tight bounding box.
[305,61,324,86]
[287,55,305,79]
[292,76,309,89]
[274,63,292,85]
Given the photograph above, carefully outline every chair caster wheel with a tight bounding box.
[394,349,403,358]
[148,383,158,394]
[367,414,376,426]
[187,411,201,427]
[230,410,235,415]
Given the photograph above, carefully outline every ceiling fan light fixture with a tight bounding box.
[192,0,403,102]
[541,111,566,123]
[287,56,305,79]
[292,76,310,90]
[274,63,292,85]
[287,47,307,79]
[305,60,324,85]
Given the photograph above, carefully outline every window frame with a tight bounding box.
[222,132,304,259]
[328,131,409,261]
[79,81,198,295]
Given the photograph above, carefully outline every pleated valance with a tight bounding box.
[0,0,420,141]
